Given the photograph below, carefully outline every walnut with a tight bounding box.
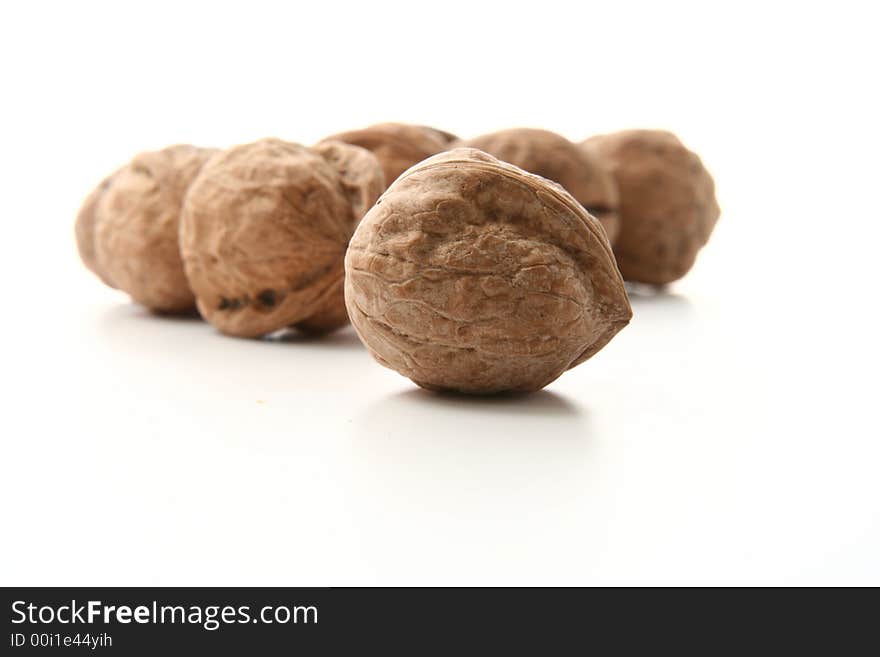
[312,139,386,221]
[179,138,383,338]
[321,123,452,187]
[345,148,632,394]
[76,145,216,312]
[75,172,118,289]
[417,126,459,145]
[582,130,720,285]
[459,128,620,244]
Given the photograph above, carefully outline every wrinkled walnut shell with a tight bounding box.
[583,130,720,285]
[312,139,386,221]
[77,145,216,312]
[180,138,383,338]
[345,148,632,394]
[75,172,118,288]
[321,123,451,187]
[460,128,620,244]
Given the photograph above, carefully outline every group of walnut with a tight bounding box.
[76,124,720,394]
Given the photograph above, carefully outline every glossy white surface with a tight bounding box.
[1,1,877,585]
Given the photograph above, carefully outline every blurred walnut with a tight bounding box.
[180,138,383,338]
[321,123,452,186]
[583,130,720,285]
[76,145,216,312]
[312,139,385,221]
[459,128,620,244]
[418,126,459,145]
[345,148,632,394]
[75,172,118,289]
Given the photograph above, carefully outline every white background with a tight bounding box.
[1,1,878,585]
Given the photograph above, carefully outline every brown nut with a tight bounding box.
[312,139,386,221]
[75,172,118,288]
[418,126,459,145]
[78,144,216,312]
[345,148,632,394]
[321,123,451,187]
[582,130,720,285]
[459,128,620,244]
[180,138,383,338]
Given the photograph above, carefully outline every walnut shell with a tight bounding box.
[312,139,386,221]
[583,130,720,285]
[81,145,216,312]
[459,128,620,244]
[75,172,118,288]
[345,148,632,394]
[180,138,383,338]
[321,123,451,187]
[418,126,459,145]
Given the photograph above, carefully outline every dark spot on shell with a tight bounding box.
[585,205,614,217]
[219,296,243,311]
[258,289,277,307]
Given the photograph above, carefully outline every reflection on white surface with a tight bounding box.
[352,388,591,505]
[1,277,876,585]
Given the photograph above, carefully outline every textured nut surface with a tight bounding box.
[180,138,383,338]
[418,126,459,145]
[583,130,720,284]
[322,123,450,187]
[312,140,385,221]
[345,148,632,394]
[460,128,620,244]
[89,145,215,312]
[303,140,385,333]
[75,172,118,288]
